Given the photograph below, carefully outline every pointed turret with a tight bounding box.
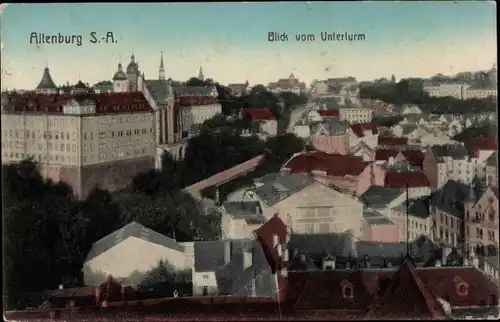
[198,66,204,81]
[36,66,57,93]
[159,51,165,80]
[126,54,138,74]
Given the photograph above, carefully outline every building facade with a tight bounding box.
[1,75,156,199]
[464,186,499,256]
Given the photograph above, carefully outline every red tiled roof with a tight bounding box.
[254,214,288,274]
[375,148,399,161]
[284,152,369,177]
[318,109,339,117]
[367,258,447,319]
[48,286,95,298]
[3,92,153,115]
[418,266,499,307]
[178,96,218,106]
[350,123,378,137]
[400,150,425,167]
[378,136,408,146]
[384,171,430,188]
[470,137,498,155]
[286,270,394,310]
[241,107,276,120]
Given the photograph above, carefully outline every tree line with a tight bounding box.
[360,79,496,114]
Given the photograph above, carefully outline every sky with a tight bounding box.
[0,2,497,90]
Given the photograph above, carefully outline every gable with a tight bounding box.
[282,182,361,208]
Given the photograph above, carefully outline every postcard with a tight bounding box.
[1,2,498,321]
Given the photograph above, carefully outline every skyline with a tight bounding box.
[1,2,497,90]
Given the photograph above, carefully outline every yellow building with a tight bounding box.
[1,68,156,199]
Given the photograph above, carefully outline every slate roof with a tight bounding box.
[173,86,215,96]
[251,173,314,206]
[400,124,418,135]
[393,197,431,219]
[486,151,498,167]
[363,208,394,226]
[430,180,471,218]
[145,79,172,104]
[93,84,113,93]
[193,239,278,297]
[254,173,283,186]
[222,201,265,224]
[288,232,356,270]
[84,221,184,263]
[360,186,404,208]
[356,239,436,267]
[36,67,57,90]
[384,171,430,189]
[430,144,469,162]
[310,119,349,136]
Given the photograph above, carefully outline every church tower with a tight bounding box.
[126,54,139,91]
[36,64,58,94]
[113,63,129,92]
[159,51,165,80]
[198,66,204,81]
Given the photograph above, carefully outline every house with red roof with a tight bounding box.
[239,107,278,138]
[309,120,350,155]
[7,254,499,320]
[357,160,431,197]
[373,148,425,169]
[282,151,369,195]
[348,123,379,150]
[349,140,375,161]
[470,136,497,161]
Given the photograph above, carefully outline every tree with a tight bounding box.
[371,115,404,128]
[138,260,192,297]
[185,77,207,87]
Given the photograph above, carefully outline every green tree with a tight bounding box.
[185,77,207,87]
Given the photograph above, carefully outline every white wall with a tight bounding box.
[83,236,189,287]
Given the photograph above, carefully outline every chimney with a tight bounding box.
[471,255,479,269]
[224,240,232,264]
[283,246,289,262]
[94,287,100,305]
[58,284,64,290]
[251,270,257,297]
[323,256,336,270]
[442,247,452,266]
[435,259,442,267]
[243,247,253,270]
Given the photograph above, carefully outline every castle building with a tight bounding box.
[1,67,156,199]
[110,53,178,146]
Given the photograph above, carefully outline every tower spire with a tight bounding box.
[198,66,204,81]
[159,50,165,80]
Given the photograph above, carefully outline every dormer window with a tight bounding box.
[272,234,279,247]
[340,280,354,299]
[453,277,468,296]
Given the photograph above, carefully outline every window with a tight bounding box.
[488,230,495,241]
[457,283,468,296]
[203,274,209,279]
[305,223,314,233]
[84,156,88,163]
[202,286,208,296]
[319,223,330,233]
[488,208,495,221]
[100,153,106,160]
[302,208,315,218]
[99,132,106,139]
[476,228,484,239]
[342,286,353,299]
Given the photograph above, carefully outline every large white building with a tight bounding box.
[228,173,365,238]
[82,221,193,287]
